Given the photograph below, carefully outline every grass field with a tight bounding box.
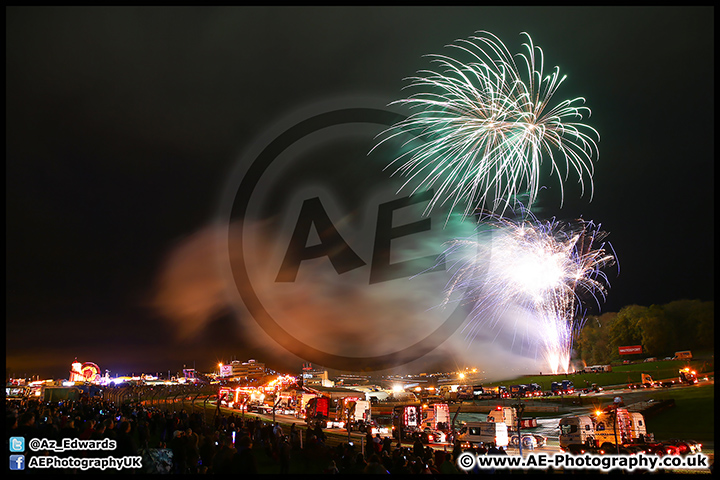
[480,358,713,390]
[642,383,715,442]
[473,358,714,445]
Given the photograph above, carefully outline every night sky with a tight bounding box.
[6,7,714,381]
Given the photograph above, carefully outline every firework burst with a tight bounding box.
[442,207,615,374]
[373,31,599,218]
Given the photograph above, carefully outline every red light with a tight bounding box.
[496,406,502,410]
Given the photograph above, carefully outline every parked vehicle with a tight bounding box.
[559,406,649,451]
[665,438,702,455]
[510,433,547,448]
[415,427,447,444]
[337,397,371,431]
[580,383,603,394]
[559,415,596,449]
[525,383,543,397]
[583,364,613,373]
[487,406,517,430]
[551,380,574,395]
[456,421,509,449]
[392,404,422,440]
[509,384,527,398]
[678,367,698,385]
[456,385,475,400]
[673,351,692,360]
[472,385,497,400]
[305,396,330,427]
[420,403,451,433]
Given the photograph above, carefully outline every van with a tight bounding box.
[673,351,692,360]
[456,421,509,448]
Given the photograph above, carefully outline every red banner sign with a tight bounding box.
[618,345,643,355]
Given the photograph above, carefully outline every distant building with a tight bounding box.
[224,359,266,380]
[302,363,334,387]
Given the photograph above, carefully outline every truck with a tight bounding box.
[487,406,517,430]
[509,384,527,398]
[525,383,543,397]
[293,391,319,417]
[579,382,604,394]
[551,380,574,395]
[559,406,650,452]
[392,404,424,440]
[304,396,330,427]
[456,421,509,449]
[629,373,657,389]
[336,397,371,431]
[421,403,451,432]
[473,385,500,399]
[456,385,475,400]
[678,367,698,385]
[487,405,540,438]
[558,415,596,450]
[673,351,692,360]
[472,385,497,400]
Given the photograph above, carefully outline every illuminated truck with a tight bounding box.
[392,404,422,440]
[509,384,527,398]
[472,385,497,400]
[559,406,649,451]
[526,383,543,397]
[305,396,330,428]
[486,404,539,434]
[678,367,698,385]
[333,397,371,431]
[487,406,517,429]
[421,403,451,432]
[456,385,475,400]
[551,380,574,395]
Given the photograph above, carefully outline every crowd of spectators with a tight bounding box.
[6,395,474,474]
[6,395,530,475]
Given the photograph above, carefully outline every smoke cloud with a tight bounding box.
[151,217,550,379]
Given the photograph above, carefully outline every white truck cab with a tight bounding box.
[559,415,595,449]
[487,406,517,429]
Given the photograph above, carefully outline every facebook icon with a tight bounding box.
[10,454,25,470]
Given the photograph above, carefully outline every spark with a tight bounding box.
[372,31,599,219]
[442,206,615,374]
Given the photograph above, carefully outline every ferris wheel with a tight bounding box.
[70,361,101,383]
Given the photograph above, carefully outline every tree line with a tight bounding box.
[575,299,714,365]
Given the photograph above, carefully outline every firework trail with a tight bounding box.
[373,31,599,219]
[442,207,616,374]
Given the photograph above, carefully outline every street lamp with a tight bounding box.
[512,399,526,456]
